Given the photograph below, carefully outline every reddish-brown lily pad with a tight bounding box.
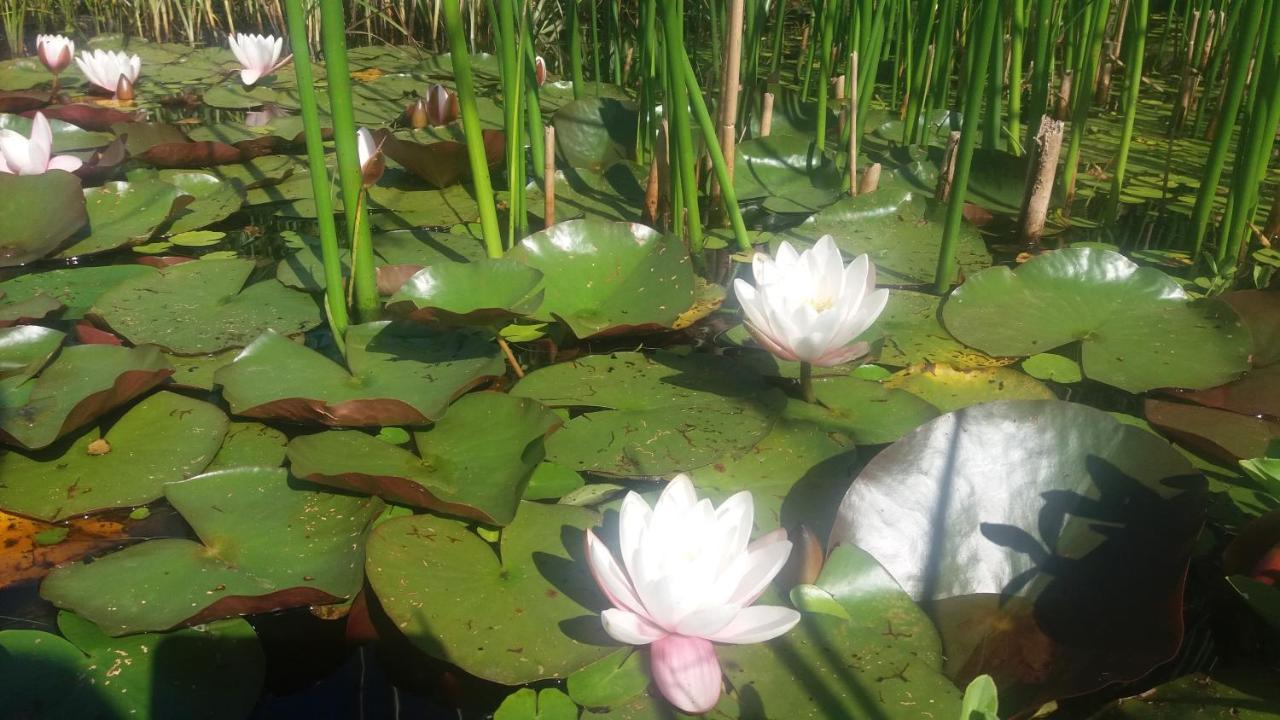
[1145,399,1280,463]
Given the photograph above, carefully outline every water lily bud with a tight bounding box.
[425,83,459,127]
[408,98,429,130]
[584,475,801,715]
[115,74,135,102]
[36,35,74,75]
[733,236,889,367]
[356,127,384,188]
[535,55,547,87]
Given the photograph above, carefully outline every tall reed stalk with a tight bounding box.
[934,0,999,293]
[661,0,703,254]
[681,48,751,252]
[1106,0,1150,222]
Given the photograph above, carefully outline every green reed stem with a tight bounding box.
[1026,0,1054,142]
[1008,0,1026,152]
[934,0,999,294]
[319,0,377,322]
[982,2,1003,150]
[570,0,585,98]
[681,47,751,252]
[662,0,704,255]
[1062,0,1111,201]
[813,0,837,152]
[769,0,787,77]
[1106,0,1150,222]
[443,0,503,258]
[283,0,347,336]
[1190,0,1264,258]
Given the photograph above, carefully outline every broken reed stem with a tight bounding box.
[760,91,774,136]
[1017,115,1065,247]
[543,125,556,227]
[936,130,961,202]
[858,162,881,194]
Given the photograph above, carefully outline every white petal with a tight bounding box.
[46,155,83,173]
[714,491,754,564]
[653,474,697,518]
[601,608,666,645]
[240,67,263,85]
[725,534,792,607]
[673,605,739,638]
[584,529,648,617]
[706,605,802,644]
[617,490,651,581]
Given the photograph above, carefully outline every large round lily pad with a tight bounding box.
[511,351,784,476]
[388,258,543,325]
[214,322,504,426]
[552,97,639,171]
[0,171,87,267]
[829,400,1207,714]
[857,290,1006,370]
[0,391,226,521]
[942,248,1251,393]
[0,612,264,720]
[40,466,384,635]
[807,376,941,444]
[276,228,489,293]
[56,179,190,258]
[287,392,559,525]
[90,258,321,354]
[767,186,991,285]
[0,344,172,450]
[0,265,155,320]
[508,219,695,338]
[366,500,613,684]
[734,134,844,213]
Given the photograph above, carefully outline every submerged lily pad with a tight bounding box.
[0,392,227,522]
[512,351,785,476]
[768,186,991,285]
[0,612,264,720]
[287,392,559,524]
[942,248,1251,393]
[508,219,694,338]
[0,171,87,267]
[829,400,1207,714]
[90,258,321,354]
[366,501,612,684]
[0,344,172,450]
[40,466,384,635]
[215,322,504,426]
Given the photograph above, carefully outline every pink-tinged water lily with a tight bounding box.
[534,55,547,86]
[425,83,459,127]
[227,33,290,86]
[585,475,800,714]
[75,49,141,97]
[733,236,888,368]
[0,112,83,175]
[356,127,384,187]
[36,35,74,75]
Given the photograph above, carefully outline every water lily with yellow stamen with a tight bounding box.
[585,475,800,714]
[733,235,888,401]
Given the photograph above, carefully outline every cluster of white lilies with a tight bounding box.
[14,28,892,719]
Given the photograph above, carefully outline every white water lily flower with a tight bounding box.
[75,49,141,96]
[0,112,83,175]
[227,33,290,86]
[36,35,75,75]
[733,235,889,367]
[356,127,383,187]
[586,475,800,714]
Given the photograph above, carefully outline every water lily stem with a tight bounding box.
[283,0,348,336]
[497,336,525,379]
[443,0,503,258]
[319,0,378,323]
[800,361,816,404]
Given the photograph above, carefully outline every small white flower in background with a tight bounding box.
[36,35,74,75]
[227,33,291,86]
[75,49,141,97]
[585,475,800,714]
[356,127,384,187]
[0,112,83,176]
[733,235,889,367]
[534,55,547,86]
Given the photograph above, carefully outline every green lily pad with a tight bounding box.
[90,258,321,354]
[164,348,237,391]
[566,648,650,709]
[524,461,585,500]
[366,500,613,684]
[0,391,227,522]
[56,179,190,258]
[0,171,87,267]
[0,265,156,317]
[0,612,263,720]
[366,183,484,228]
[0,291,63,326]
[170,230,226,247]
[1221,290,1280,367]
[884,363,1056,413]
[552,97,639,170]
[0,113,113,151]
[214,322,504,426]
[495,688,579,720]
[207,421,288,470]
[40,466,384,635]
[287,392,559,524]
[508,219,695,338]
[941,248,1251,392]
[847,289,1006,370]
[1022,353,1084,383]
[527,163,648,224]
[1,344,172,450]
[276,228,488,293]
[829,400,1207,714]
[512,351,784,476]
[1088,669,1280,719]
[157,171,243,234]
[768,186,991,285]
[734,134,844,212]
[0,326,64,382]
[808,376,941,444]
[388,258,544,325]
